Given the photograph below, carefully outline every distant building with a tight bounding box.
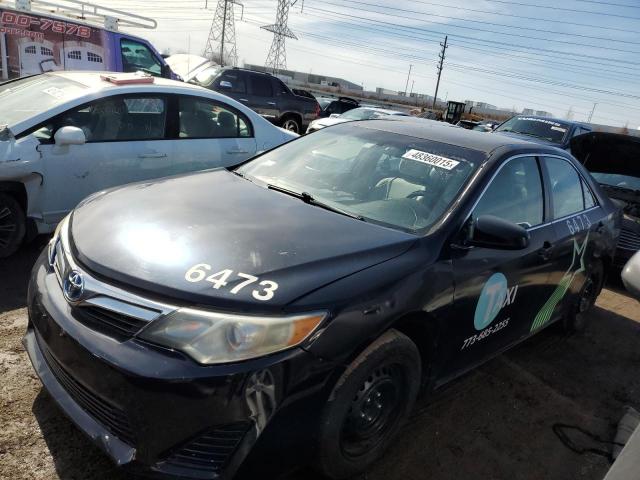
[522,108,535,115]
[535,110,551,117]
[376,87,397,96]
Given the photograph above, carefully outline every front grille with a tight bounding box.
[37,334,136,445]
[72,305,148,341]
[162,423,250,473]
[618,228,640,251]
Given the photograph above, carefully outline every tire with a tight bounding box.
[0,192,26,258]
[316,329,421,479]
[281,116,301,134]
[563,260,604,333]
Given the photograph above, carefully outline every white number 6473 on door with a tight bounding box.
[184,264,279,301]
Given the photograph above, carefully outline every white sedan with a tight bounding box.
[0,72,297,257]
[306,106,409,133]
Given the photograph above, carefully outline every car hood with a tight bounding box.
[70,170,417,310]
[492,130,562,147]
[571,132,640,178]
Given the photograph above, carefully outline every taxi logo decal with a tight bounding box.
[474,272,518,331]
[531,233,589,332]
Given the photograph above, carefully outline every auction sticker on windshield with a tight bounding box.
[402,149,460,170]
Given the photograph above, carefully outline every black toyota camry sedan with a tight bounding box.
[25,120,620,479]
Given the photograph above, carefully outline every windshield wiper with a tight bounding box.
[267,183,365,221]
[600,183,640,196]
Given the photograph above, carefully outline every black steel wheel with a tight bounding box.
[316,329,421,479]
[564,261,603,333]
[0,193,26,258]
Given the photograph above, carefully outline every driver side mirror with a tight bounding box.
[54,126,86,146]
[218,80,233,89]
[468,215,530,250]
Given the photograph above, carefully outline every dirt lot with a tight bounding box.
[1,238,639,480]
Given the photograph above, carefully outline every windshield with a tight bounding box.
[495,117,570,143]
[191,66,221,87]
[591,172,640,192]
[237,124,479,232]
[0,75,87,128]
[341,108,391,120]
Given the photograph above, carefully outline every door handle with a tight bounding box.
[138,152,167,159]
[267,101,276,106]
[226,149,249,154]
[538,241,553,261]
[239,98,249,102]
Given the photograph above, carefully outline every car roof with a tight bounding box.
[356,106,406,115]
[354,117,568,155]
[50,71,200,91]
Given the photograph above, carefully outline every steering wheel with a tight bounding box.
[406,190,427,199]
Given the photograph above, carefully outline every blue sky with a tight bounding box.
[115,0,640,128]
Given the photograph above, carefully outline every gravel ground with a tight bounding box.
[1,238,639,480]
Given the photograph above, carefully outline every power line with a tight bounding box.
[406,0,639,34]
[467,0,640,20]
[303,5,640,67]
[204,0,242,66]
[316,0,640,53]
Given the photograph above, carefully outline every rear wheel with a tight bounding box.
[564,260,603,333]
[0,193,26,258]
[281,116,301,134]
[316,329,421,479]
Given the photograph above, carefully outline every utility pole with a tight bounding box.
[433,35,448,109]
[588,102,598,123]
[204,0,243,67]
[262,0,298,75]
[404,64,412,96]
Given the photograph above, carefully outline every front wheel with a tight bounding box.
[281,116,301,134]
[316,329,421,479]
[0,193,26,258]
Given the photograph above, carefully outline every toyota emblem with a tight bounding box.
[63,270,84,302]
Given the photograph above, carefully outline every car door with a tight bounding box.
[247,73,278,121]
[172,95,257,171]
[536,155,605,330]
[446,155,560,375]
[212,69,249,106]
[38,94,171,224]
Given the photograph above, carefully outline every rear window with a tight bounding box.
[495,117,570,144]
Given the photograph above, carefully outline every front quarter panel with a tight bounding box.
[296,239,454,370]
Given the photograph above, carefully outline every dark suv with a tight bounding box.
[191,67,320,134]
[493,115,592,151]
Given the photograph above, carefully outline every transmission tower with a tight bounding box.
[204,0,243,67]
[261,0,298,74]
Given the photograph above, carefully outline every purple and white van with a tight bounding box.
[0,0,178,81]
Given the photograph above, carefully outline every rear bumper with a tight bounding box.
[24,248,335,479]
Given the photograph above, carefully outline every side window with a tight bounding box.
[57,96,166,142]
[582,178,597,209]
[544,156,585,218]
[326,101,340,115]
[120,39,162,76]
[273,78,289,95]
[250,75,273,97]
[178,97,253,139]
[215,72,246,94]
[473,156,544,228]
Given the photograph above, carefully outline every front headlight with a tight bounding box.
[138,308,326,364]
[48,214,69,265]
